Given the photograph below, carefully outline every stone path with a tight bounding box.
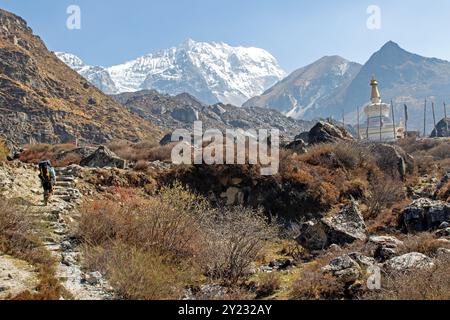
[0,162,113,300]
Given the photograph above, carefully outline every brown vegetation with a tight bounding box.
[77,184,277,299]
[0,139,8,160]
[107,140,174,162]
[0,197,65,300]
[18,144,82,167]
[362,256,450,300]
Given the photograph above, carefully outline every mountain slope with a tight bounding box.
[58,39,286,106]
[0,9,162,146]
[339,41,450,131]
[113,90,314,139]
[244,56,362,118]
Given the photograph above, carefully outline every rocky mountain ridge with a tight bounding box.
[0,9,162,147]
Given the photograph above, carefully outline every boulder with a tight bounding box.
[284,139,308,154]
[369,236,405,262]
[296,201,367,250]
[369,144,414,180]
[294,131,310,144]
[430,118,450,137]
[401,198,450,233]
[383,252,434,271]
[322,255,362,283]
[171,106,199,123]
[308,121,354,145]
[79,146,126,169]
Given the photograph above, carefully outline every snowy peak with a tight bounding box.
[56,52,85,69]
[55,52,118,94]
[57,40,286,105]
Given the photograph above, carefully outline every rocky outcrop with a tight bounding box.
[308,121,354,145]
[401,198,450,233]
[383,252,434,271]
[284,139,308,154]
[80,146,126,169]
[430,118,450,137]
[171,106,199,123]
[296,202,367,251]
[0,9,162,145]
[369,236,405,262]
[322,253,375,283]
[369,144,414,180]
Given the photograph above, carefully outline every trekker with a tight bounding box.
[38,160,56,206]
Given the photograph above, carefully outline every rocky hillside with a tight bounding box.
[244,56,362,118]
[58,39,286,106]
[113,90,314,140]
[0,9,162,146]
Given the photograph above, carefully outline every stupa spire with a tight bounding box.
[370,75,381,103]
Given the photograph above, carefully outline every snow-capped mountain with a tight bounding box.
[57,39,286,105]
[55,52,118,94]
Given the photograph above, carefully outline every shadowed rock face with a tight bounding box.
[369,144,415,181]
[296,201,367,251]
[401,198,450,233]
[431,118,450,137]
[0,9,162,146]
[308,121,355,145]
[79,146,126,169]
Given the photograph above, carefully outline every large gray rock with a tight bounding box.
[383,252,434,271]
[369,236,405,262]
[402,198,450,233]
[296,201,367,250]
[369,144,414,180]
[321,255,362,283]
[308,121,354,145]
[79,146,126,169]
[284,139,308,154]
[430,118,450,137]
[171,106,199,123]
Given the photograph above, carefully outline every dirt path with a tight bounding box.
[0,162,113,300]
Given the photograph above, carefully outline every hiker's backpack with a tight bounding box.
[39,160,52,183]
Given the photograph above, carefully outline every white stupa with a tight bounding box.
[359,77,405,141]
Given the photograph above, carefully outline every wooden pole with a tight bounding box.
[391,100,397,141]
[404,104,408,134]
[423,99,427,138]
[444,102,448,136]
[357,106,361,140]
[379,104,383,142]
[366,113,370,141]
[432,102,437,137]
[342,110,345,128]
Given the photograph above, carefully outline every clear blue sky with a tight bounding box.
[1,0,450,72]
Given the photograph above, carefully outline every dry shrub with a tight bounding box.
[18,143,78,166]
[0,198,38,258]
[255,272,281,298]
[0,139,9,160]
[107,139,172,162]
[202,206,278,286]
[362,256,450,300]
[365,171,405,219]
[79,183,278,293]
[79,183,210,260]
[0,197,64,300]
[400,233,450,257]
[289,264,346,300]
[134,160,149,172]
[436,180,450,201]
[85,243,188,300]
